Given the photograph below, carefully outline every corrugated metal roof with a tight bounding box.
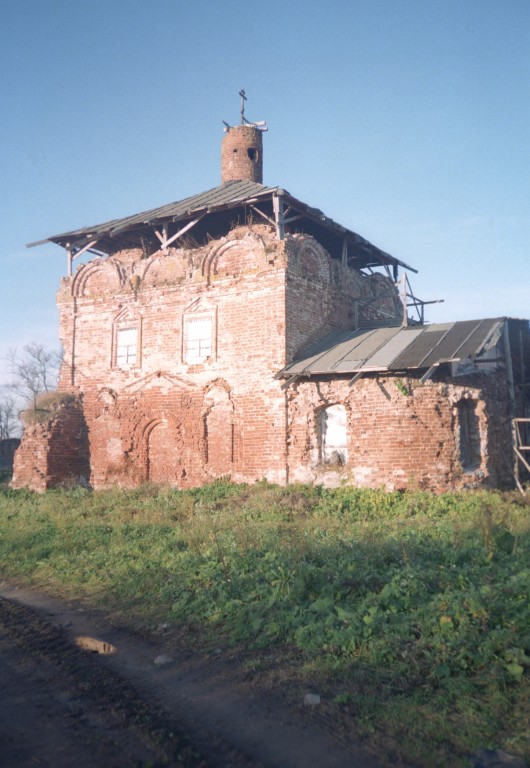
[362,326,424,369]
[42,180,277,243]
[280,318,507,377]
[391,323,454,369]
[27,179,416,273]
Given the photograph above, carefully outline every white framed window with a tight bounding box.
[321,404,347,465]
[116,326,139,368]
[184,315,214,364]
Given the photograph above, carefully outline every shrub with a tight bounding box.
[21,392,77,426]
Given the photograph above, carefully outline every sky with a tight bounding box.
[1,0,529,387]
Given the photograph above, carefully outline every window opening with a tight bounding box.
[321,404,347,465]
[458,400,481,471]
[116,327,138,367]
[185,316,212,363]
[247,148,257,161]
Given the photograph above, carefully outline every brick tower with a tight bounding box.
[221,124,263,184]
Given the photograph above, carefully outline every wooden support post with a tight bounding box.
[504,321,516,419]
[341,238,348,268]
[250,206,275,227]
[273,193,285,240]
[519,329,526,386]
[155,217,203,250]
[66,243,72,277]
[400,273,408,327]
[280,374,300,390]
[420,365,437,384]
[512,419,521,492]
[348,371,364,387]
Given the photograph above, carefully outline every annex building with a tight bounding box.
[12,107,530,492]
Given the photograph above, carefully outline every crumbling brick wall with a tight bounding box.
[286,372,512,492]
[46,223,399,490]
[285,236,401,361]
[11,397,89,492]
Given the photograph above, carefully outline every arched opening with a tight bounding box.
[457,400,481,471]
[204,386,234,476]
[146,420,179,483]
[320,404,347,465]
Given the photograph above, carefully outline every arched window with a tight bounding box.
[457,400,481,471]
[321,404,347,465]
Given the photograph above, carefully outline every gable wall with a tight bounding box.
[53,226,290,488]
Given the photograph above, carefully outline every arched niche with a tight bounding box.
[202,232,267,279]
[294,238,331,285]
[71,259,123,298]
[141,251,187,287]
[142,416,182,484]
[202,383,235,474]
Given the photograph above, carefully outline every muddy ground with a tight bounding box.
[0,585,379,768]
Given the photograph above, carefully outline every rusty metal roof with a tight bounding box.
[29,180,276,250]
[28,180,415,273]
[279,318,507,377]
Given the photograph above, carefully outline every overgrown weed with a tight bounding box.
[0,480,528,767]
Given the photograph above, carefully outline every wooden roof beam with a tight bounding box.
[154,216,204,251]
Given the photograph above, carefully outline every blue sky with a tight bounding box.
[1,0,529,386]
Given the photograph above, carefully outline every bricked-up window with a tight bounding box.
[458,400,481,471]
[116,327,138,367]
[185,316,213,364]
[321,404,347,465]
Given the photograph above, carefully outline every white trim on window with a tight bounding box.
[182,311,216,365]
[113,319,141,370]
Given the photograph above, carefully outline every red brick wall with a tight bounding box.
[11,398,89,491]
[15,221,512,493]
[53,226,289,489]
[285,236,401,361]
[286,372,512,491]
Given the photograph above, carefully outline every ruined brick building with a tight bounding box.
[12,114,530,492]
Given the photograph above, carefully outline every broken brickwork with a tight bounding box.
[14,120,526,493]
[286,372,512,492]
[12,224,404,491]
[11,397,89,492]
[12,220,521,493]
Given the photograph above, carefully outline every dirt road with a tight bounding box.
[0,586,378,768]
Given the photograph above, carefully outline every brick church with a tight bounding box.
[12,107,530,492]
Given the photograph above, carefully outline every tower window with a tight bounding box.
[247,148,257,161]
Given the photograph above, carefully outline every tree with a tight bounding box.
[6,343,62,423]
[0,394,18,439]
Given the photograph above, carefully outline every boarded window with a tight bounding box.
[185,316,212,363]
[321,404,347,465]
[116,327,138,367]
[458,400,481,471]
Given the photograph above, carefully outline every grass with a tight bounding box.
[0,480,528,767]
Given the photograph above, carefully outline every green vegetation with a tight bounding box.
[0,481,528,767]
[20,391,76,426]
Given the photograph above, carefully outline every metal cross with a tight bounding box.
[239,89,247,124]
